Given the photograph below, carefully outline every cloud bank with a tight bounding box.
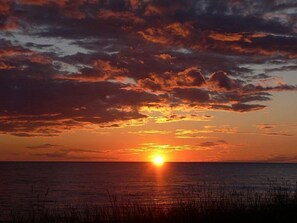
[0,0,296,136]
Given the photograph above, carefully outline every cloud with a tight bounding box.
[231,103,266,112]
[0,1,10,15]
[195,140,240,151]
[126,142,195,154]
[0,0,296,136]
[256,123,295,137]
[265,154,297,163]
[57,148,107,154]
[125,140,237,154]
[96,10,144,24]
[264,132,294,137]
[198,140,228,148]
[26,142,109,158]
[138,67,206,92]
[128,130,171,136]
[175,126,238,138]
[172,88,210,104]
[26,144,62,149]
[208,32,267,43]
[35,152,118,160]
[32,147,114,160]
[256,124,277,130]
[154,113,213,123]
[0,75,160,136]
[138,22,192,45]
[155,53,175,60]
[208,71,240,90]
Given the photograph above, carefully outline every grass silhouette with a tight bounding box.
[3,180,297,223]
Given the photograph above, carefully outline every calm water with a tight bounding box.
[0,162,297,212]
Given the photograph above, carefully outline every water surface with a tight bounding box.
[0,162,296,212]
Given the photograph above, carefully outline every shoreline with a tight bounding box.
[2,182,297,223]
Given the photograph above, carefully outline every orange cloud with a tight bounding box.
[128,130,171,136]
[175,126,238,138]
[155,53,175,60]
[138,67,205,92]
[144,1,188,16]
[138,28,170,44]
[0,47,52,64]
[0,48,30,58]
[166,22,191,38]
[0,61,15,70]
[209,32,267,43]
[0,1,10,15]
[30,54,52,64]
[138,22,191,45]
[209,32,243,42]
[0,19,18,30]
[129,0,141,10]
[154,113,212,123]
[97,10,144,24]
[93,59,126,75]
[227,44,297,58]
[126,142,193,154]
[144,4,162,16]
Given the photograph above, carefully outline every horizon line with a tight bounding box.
[0,161,296,164]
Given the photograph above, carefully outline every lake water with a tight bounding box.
[0,162,297,213]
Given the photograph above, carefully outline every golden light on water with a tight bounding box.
[152,155,165,166]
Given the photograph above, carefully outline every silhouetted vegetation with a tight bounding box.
[2,181,297,223]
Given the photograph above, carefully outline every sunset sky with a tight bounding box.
[0,0,296,162]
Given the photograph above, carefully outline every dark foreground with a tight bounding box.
[2,182,297,223]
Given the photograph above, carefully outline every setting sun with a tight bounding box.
[152,155,165,166]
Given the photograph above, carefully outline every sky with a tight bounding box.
[0,0,296,162]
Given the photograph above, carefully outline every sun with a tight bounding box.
[152,155,165,166]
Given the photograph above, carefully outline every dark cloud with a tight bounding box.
[264,132,294,137]
[265,154,297,163]
[256,123,295,137]
[0,73,160,136]
[231,103,266,112]
[26,144,62,149]
[256,124,277,130]
[208,71,240,90]
[0,0,296,136]
[32,146,113,160]
[198,140,228,148]
[172,88,211,104]
[35,152,118,160]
